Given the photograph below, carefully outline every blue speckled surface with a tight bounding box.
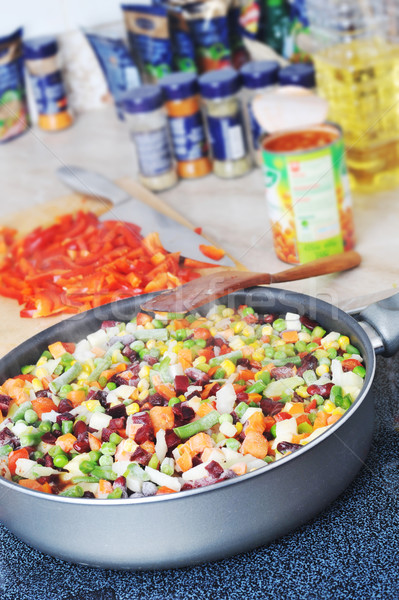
[1,355,398,600]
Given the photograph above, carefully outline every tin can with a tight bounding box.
[261,123,355,264]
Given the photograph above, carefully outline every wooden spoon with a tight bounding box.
[140,250,361,313]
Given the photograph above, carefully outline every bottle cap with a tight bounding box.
[278,63,315,88]
[23,36,59,59]
[240,60,280,89]
[160,72,198,101]
[122,85,163,114]
[199,68,241,99]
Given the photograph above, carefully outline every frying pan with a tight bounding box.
[0,287,398,571]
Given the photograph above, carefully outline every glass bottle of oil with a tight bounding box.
[308,0,399,193]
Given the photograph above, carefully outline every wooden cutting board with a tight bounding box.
[0,177,243,358]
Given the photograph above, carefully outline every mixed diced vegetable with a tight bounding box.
[0,305,366,499]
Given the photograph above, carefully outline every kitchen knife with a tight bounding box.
[56,166,236,267]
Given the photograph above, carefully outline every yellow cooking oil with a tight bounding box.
[313,35,399,192]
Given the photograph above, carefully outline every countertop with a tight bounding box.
[0,108,398,599]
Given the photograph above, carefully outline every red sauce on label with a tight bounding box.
[263,128,338,153]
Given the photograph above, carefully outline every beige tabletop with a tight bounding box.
[0,106,397,348]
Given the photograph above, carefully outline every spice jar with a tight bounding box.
[24,36,73,131]
[278,63,316,90]
[122,85,177,191]
[160,72,211,179]
[240,60,280,166]
[199,68,252,179]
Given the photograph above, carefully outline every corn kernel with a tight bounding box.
[252,349,265,362]
[235,422,243,434]
[138,365,150,379]
[316,364,329,377]
[123,439,137,453]
[36,356,48,366]
[230,338,245,350]
[156,342,168,354]
[220,359,236,377]
[178,395,186,402]
[32,378,43,392]
[111,350,123,364]
[131,388,139,400]
[209,327,217,337]
[82,360,94,374]
[233,321,245,334]
[85,400,101,412]
[323,341,340,350]
[35,367,49,380]
[222,308,234,318]
[212,314,222,323]
[172,341,184,353]
[193,356,206,367]
[138,390,149,401]
[137,379,149,392]
[242,325,254,337]
[272,338,285,348]
[261,325,273,336]
[323,400,335,414]
[254,371,264,381]
[332,407,345,416]
[296,385,310,399]
[338,335,350,351]
[126,402,140,416]
[146,339,156,350]
[177,443,184,454]
[298,332,311,343]
[144,322,155,329]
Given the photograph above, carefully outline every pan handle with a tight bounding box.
[359,292,399,357]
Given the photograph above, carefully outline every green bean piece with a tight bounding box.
[59,485,84,498]
[88,450,102,463]
[61,420,74,435]
[21,365,35,375]
[107,488,123,499]
[235,402,249,419]
[0,444,13,456]
[353,365,366,378]
[99,455,113,467]
[79,460,98,474]
[134,329,168,342]
[173,410,220,439]
[48,445,67,458]
[245,381,266,395]
[19,432,42,447]
[53,454,69,469]
[91,466,117,481]
[148,454,159,469]
[109,432,122,445]
[11,401,32,423]
[273,318,286,332]
[50,362,82,393]
[213,368,226,380]
[330,385,343,404]
[225,438,240,451]
[71,476,100,484]
[270,424,277,438]
[87,357,112,383]
[24,409,38,425]
[346,344,360,355]
[209,351,243,368]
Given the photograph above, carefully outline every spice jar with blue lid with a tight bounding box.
[24,36,73,131]
[122,84,177,191]
[278,63,316,90]
[199,67,251,179]
[240,60,280,166]
[160,71,211,179]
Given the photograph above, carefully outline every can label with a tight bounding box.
[262,124,355,263]
[247,100,262,150]
[30,70,68,115]
[207,113,247,160]
[131,127,173,177]
[169,112,207,161]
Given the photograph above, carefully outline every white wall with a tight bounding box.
[1,0,123,38]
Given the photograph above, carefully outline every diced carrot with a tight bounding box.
[176,450,193,472]
[66,389,86,407]
[100,363,127,381]
[188,318,208,328]
[248,393,262,404]
[88,432,102,451]
[235,369,255,382]
[177,347,193,371]
[245,411,266,434]
[31,396,58,418]
[8,447,30,476]
[264,363,276,373]
[281,330,299,343]
[240,431,268,459]
[96,479,113,498]
[197,347,214,362]
[291,433,309,444]
[200,383,217,401]
[207,366,219,378]
[217,328,234,340]
[296,413,311,425]
[200,447,214,462]
[313,410,328,429]
[288,403,305,416]
[19,479,52,494]
[2,378,30,405]
[184,432,213,457]
[149,406,175,433]
[196,401,215,417]
[327,413,342,426]
[91,346,106,358]
[172,318,190,330]
[56,433,77,453]
[192,327,211,340]
[233,384,247,394]
[48,341,68,359]
[155,383,176,400]
[241,346,254,358]
[263,415,276,431]
[156,486,178,495]
[230,462,248,476]
[136,312,152,326]
[141,440,156,454]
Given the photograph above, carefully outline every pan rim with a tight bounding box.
[0,286,376,506]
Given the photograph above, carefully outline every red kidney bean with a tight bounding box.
[270,365,296,380]
[260,398,284,416]
[307,382,334,398]
[300,315,318,330]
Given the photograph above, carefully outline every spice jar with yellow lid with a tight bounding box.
[24,36,73,132]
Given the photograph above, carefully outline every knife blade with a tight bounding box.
[56,166,236,267]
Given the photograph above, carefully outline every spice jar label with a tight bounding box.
[207,114,247,160]
[30,70,68,115]
[169,112,207,161]
[131,127,174,177]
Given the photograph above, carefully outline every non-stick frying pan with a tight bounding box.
[0,287,398,570]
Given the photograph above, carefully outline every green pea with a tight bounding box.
[40,350,52,360]
[270,424,277,438]
[168,396,181,407]
[99,454,113,466]
[152,319,164,329]
[353,365,366,378]
[59,384,73,398]
[273,319,286,332]
[107,382,117,391]
[100,442,116,456]
[330,385,343,404]
[306,342,319,352]
[24,409,38,425]
[214,368,226,379]
[195,338,207,348]
[274,350,286,360]
[263,347,275,358]
[175,328,188,341]
[48,445,66,458]
[297,422,313,434]
[295,340,307,353]
[109,432,122,444]
[336,394,352,410]
[327,347,338,359]
[225,438,240,451]
[138,349,149,359]
[131,340,145,351]
[264,455,274,463]
[242,306,255,316]
[183,339,195,349]
[53,454,69,469]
